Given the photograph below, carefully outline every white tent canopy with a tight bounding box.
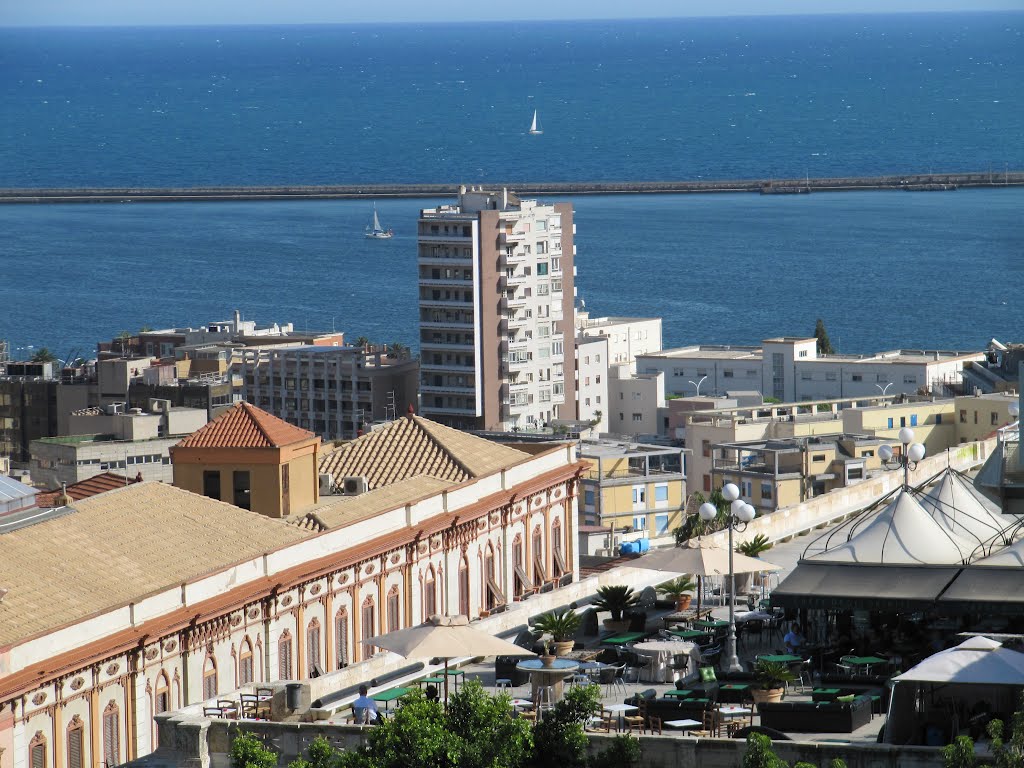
[918,471,1014,548]
[810,490,973,565]
[971,538,1024,567]
[894,636,1024,685]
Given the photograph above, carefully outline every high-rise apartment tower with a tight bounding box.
[418,186,576,431]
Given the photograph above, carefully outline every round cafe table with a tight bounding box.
[516,658,579,704]
[631,640,701,684]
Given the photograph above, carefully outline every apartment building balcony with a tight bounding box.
[421,341,475,351]
[505,313,529,328]
[421,362,476,373]
[422,405,477,416]
[713,461,803,481]
[418,254,474,267]
[419,297,473,308]
[504,292,528,308]
[505,357,530,371]
[420,383,477,395]
[418,233,472,242]
[419,277,474,287]
[420,320,475,329]
[500,231,527,245]
[502,248,527,263]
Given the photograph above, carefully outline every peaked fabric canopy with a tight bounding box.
[810,490,972,565]
[970,539,1024,567]
[628,538,782,577]
[894,636,1024,685]
[918,471,1014,547]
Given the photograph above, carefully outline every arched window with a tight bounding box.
[279,630,293,680]
[423,566,436,619]
[102,701,120,768]
[360,597,376,658]
[29,731,46,768]
[239,638,255,686]
[532,526,547,586]
[153,671,170,748]
[335,608,349,669]
[482,543,504,610]
[551,518,566,578]
[66,717,84,768]
[512,534,531,597]
[458,556,470,617]
[202,656,218,700]
[306,618,322,676]
[387,586,401,632]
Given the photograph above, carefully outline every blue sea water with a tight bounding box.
[1,13,1022,187]
[0,14,1021,359]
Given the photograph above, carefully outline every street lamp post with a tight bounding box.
[878,427,926,488]
[875,382,893,396]
[688,375,708,397]
[699,482,755,674]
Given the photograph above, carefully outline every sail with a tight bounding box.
[372,207,382,232]
[529,109,542,134]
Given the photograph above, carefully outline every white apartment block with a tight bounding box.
[639,337,984,403]
[239,345,418,440]
[609,364,665,438]
[576,335,609,432]
[418,186,577,431]
[576,313,663,372]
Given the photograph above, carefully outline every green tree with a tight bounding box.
[675,488,729,545]
[814,319,834,354]
[339,691,457,768]
[388,342,411,360]
[942,735,977,768]
[741,733,787,768]
[288,735,343,768]
[530,684,600,768]
[590,734,642,768]
[354,336,371,348]
[987,696,1024,768]
[447,679,532,768]
[30,347,58,363]
[230,733,279,768]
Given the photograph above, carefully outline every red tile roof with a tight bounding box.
[35,473,138,507]
[175,402,315,449]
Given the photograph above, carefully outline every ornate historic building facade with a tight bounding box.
[0,406,582,768]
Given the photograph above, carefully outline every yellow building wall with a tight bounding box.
[172,461,284,516]
[843,401,956,455]
[954,397,1018,443]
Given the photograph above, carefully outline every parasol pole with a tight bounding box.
[444,658,450,703]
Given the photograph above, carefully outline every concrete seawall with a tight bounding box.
[1,171,1021,204]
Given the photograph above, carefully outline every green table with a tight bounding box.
[602,632,646,645]
[371,687,411,711]
[758,654,801,664]
[416,676,446,688]
[845,656,887,666]
[720,683,750,691]
[669,629,709,641]
[693,620,728,630]
[444,669,466,691]
[664,689,693,698]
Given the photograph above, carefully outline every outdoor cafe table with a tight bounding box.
[845,656,888,675]
[661,608,713,628]
[517,658,579,704]
[602,632,646,646]
[602,702,638,730]
[631,640,701,683]
[718,705,754,729]
[693,620,729,631]
[371,687,411,712]
[758,654,802,664]
[669,629,710,641]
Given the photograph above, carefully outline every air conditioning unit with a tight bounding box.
[318,473,336,496]
[342,476,368,496]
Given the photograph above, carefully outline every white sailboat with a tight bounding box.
[529,109,543,135]
[365,204,393,239]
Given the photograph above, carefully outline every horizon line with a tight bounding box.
[2,8,1022,29]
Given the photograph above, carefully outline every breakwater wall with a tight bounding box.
[1,171,1021,203]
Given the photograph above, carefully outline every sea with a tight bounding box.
[0,13,1022,357]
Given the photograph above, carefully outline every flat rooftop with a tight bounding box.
[641,345,762,361]
[582,316,661,329]
[578,439,684,459]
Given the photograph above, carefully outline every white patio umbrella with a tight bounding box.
[627,538,782,614]
[363,614,535,701]
[894,635,1024,685]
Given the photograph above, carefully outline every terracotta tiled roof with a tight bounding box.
[35,473,138,507]
[0,482,311,647]
[300,476,453,531]
[318,414,527,491]
[175,402,315,449]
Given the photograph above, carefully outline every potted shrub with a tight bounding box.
[657,576,698,612]
[751,659,795,706]
[539,639,557,668]
[594,585,639,633]
[532,609,582,656]
[736,534,773,597]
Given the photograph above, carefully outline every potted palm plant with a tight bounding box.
[532,609,582,657]
[736,534,773,598]
[751,659,795,706]
[657,576,698,612]
[593,585,640,633]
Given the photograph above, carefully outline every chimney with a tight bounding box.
[234,309,241,331]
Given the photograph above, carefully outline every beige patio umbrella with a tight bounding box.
[627,538,782,614]
[363,614,535,701]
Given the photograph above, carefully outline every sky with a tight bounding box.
[2,0,1022,26]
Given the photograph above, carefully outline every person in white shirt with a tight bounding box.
[352,684,378,724]
[783,624,806,655]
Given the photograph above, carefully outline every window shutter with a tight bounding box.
[68,728,83,768]
[31,744,46,768]
[103,710,120,767]
[335,615,348,668]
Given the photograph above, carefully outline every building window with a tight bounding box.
[360,598,376,657]
[387,587,401,632]
[424,567,437,618]
[974,411,978,424]
[798,350,808,358]
[887,417,894,429]
[825,372,837,381]
[655,513,669,535]
[632,413,642,422]
[703,475,711,493]
[532,527,546,586]
[307,618,322,676]
[849,467,864,480]
[632,487,645,504]
[203,656,218,700]
[812,454,826,462]
[279,630,293,680]
[335,609,349,669]
[633,514,647,531]
[801,372,812,381]
[911,414,918,427]
[458,557,470,616]
[655,485,668,502]
[584,490,595,506]
[724,370,734,378]
[960,409,967,423]
[202,470,220,500]
[239,638,255,685]
[992,412,1000,426]
[102,702,120,768]
[761,483,773,501]
[852,374,862,382]
[702,440,711,458]
[904,375,917,384]
[30,732,47,768]
[154,671,170,716]
[551,519,565,577]
[232,471,251,510]
[67,718,84,768]
[935,414,943,425]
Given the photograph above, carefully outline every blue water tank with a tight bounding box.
[619,541,637,555]
[637,538,650,553]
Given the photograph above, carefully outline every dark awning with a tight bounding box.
[771,562,962,611]
[938,567,1024,613]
